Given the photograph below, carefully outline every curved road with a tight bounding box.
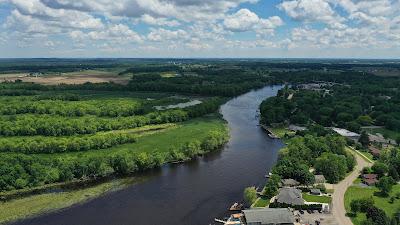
[331,149,372,225]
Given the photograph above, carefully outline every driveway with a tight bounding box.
[331,149,372,225]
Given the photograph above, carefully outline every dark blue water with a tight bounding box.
[13,85,284,225]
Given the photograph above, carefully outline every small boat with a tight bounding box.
[229,202,244,211]
[265,172,272,178]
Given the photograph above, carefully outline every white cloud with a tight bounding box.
[147,28,189,41]
[278,0,345,27]
[140,14,180,27]
[223,9,283,34]
[7,0,103,30]
[70,24,142,43]
[39,0,260,22]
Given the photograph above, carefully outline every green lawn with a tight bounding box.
[303,193,332,203]
[253,196,270,208]
[358,150,374,162]
[344,182,400,225]
[46,115,227,159]
[270,127,295,139]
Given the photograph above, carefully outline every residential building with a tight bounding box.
[242,208,295,225]
[276,188,304,205]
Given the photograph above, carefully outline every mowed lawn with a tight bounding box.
[344,183,400,225]
[303,193,332,203]
[253,196,270,207]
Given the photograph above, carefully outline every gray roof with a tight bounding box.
[314,175,326,183]
[277,188,304,205]
[281,179,300,187]
[243,208,294,225]
[288,125,307,131]
[310,189,321,194]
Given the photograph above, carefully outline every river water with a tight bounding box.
[13,85,284,225]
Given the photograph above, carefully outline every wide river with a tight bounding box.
[14,85,284,225]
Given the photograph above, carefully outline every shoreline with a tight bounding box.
[1,122,229,224]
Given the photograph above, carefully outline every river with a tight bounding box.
[13,85,284,225]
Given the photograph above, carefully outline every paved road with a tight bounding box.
[331,150,372,225]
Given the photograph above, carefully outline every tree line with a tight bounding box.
[0,99,144,117]
[0,132,137,154]
[0,130,228,192]
[0,97,222,137]
[0,110,188,136]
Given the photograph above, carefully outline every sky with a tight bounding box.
[0,0,399,58]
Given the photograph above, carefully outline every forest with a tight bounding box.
[0,84,227,192]
[260,78,400,133]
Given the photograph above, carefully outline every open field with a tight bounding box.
[344,182,400,225]
[0,70,131,85]
[42,115,227,159]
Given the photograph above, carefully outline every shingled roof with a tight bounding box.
[276,187,304,205]
[242,208,295,225]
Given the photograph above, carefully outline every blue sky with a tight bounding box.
[0,0,399,58]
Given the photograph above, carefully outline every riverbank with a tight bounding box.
[10,85,283,225]
[2,114,229,224]
[0,177,143,224]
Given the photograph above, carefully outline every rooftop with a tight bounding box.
[242,208,295,225]
[314,175,326,183]
[281,179,300,187]
[331,128,360,137]
[276,187,304,205]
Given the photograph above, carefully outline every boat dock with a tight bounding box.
[259,124,279,139]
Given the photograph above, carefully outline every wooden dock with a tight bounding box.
[259,124,279,139]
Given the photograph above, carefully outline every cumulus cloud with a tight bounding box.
[0,0,399,57]
[139,14,180,27]
[147,28,189,41]
[70,24,142,44]
[223,9,283,34]
[7,0,103,30]
[39,0,259,22]
[278,0,345,28]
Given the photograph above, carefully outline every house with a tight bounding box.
[362,174,378,186]
[368,146,381,158]
[331,128,360,142]
[288,125,307,132]
[276,188,304,205]
[310,189,321,196]
[314,175,326,184]
[368,133,396,146]
[242,208,295,225]
[281,179,300,187]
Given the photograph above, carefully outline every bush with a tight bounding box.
[376,176,395,197]
[244,187,258,206]
[269,201,322,210]
[366,206,390,225]
[350,198,374,213]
